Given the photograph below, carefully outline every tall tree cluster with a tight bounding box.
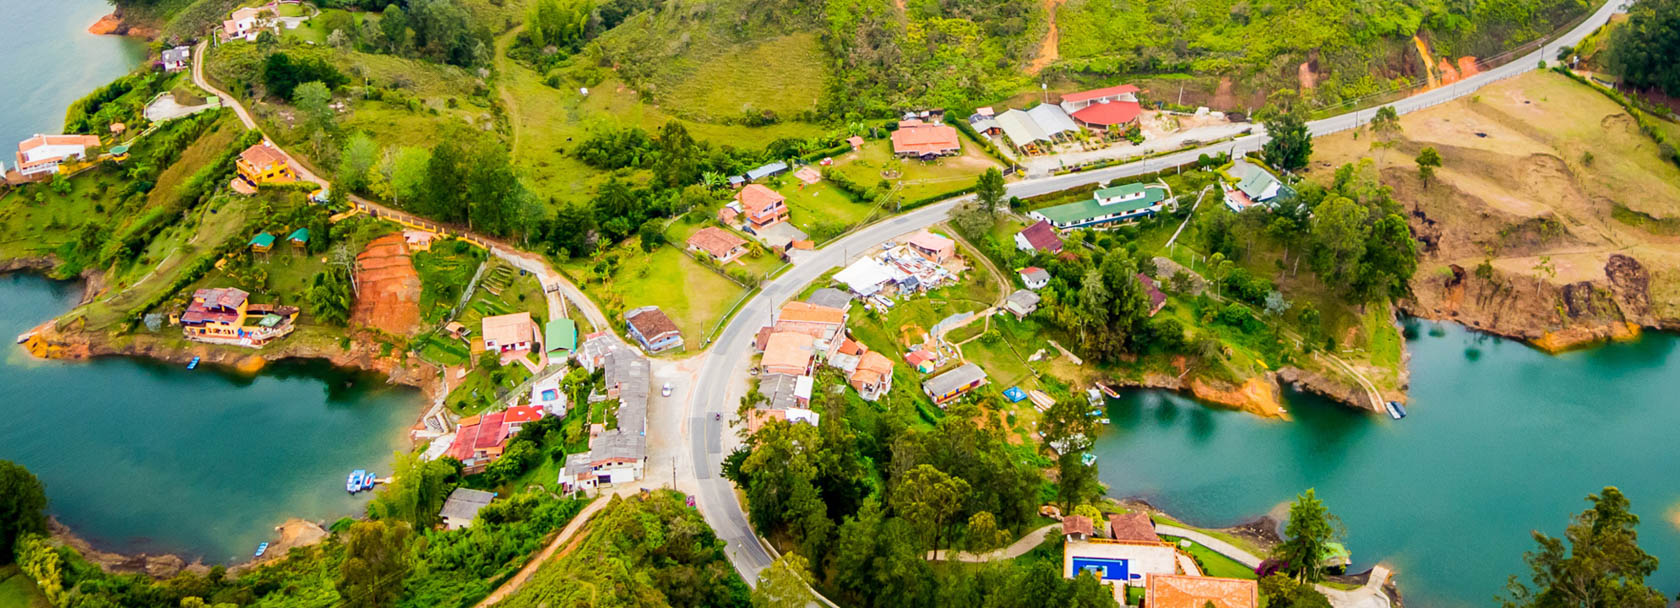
[1609,0,1680,97]
[1502,486,1669,608]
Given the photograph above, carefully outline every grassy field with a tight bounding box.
[495,27,827,200]
[773,180,880,239]
[0,566,48,608]
[828,138,998,201]
[561,239,747,345]
[658,32,828,122]
[0,167,126,261]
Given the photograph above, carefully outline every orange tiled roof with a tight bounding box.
[890,124,960,156]
[686,226,747,258]
[778,301,846,326]
[736,184,785,215]
[240,143,289,169]
[1145,575,1258,608]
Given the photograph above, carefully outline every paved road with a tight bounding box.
[685,0,1628,586]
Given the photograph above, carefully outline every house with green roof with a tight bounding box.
[287,228,310,248]
[1222,160,1294,212]
[248,232,275,253]
[545,318,578,356]
[1028,182,1169,229]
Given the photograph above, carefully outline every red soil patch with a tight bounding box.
[352,234,422,336]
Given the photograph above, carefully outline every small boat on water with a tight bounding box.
[360,473,377,492]
[187,356,200,370]
[1386,401,1408,420]
[254,542,269,558]
[347,470,366,493]
[1080,453,1098,467]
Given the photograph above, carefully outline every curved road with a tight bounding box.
[683,0,1629,586]
[198,0,1627,586]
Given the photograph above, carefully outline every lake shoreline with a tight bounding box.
[4,268,430,574]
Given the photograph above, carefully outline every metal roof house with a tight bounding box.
[745,161,789,182]
[1222,160,1294,212]
[1029,183,1169,229]
[922,362,988,405]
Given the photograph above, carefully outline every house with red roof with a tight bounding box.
[1014,220,1064,254]
[734,184,789,231]
[686,226,748,264]
[890,122,962,159]
[848,351,894,401]
[1137,273,1168,316]
[449,411,511,468]
[1061,84,1144,133]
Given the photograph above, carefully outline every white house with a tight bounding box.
[222,7,264,41]
[14,134,101,178]
[161,46,191,71]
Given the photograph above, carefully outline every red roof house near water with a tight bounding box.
[449,411,511,466]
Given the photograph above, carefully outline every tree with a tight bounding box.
[964,511,1011,554]
[638,221,666,252]
[1272,489,1342,584]
[752,552,815,608]
[1532,255,1556,295]
[389,146,430,207]
[1368,105,1402,166]
[1609,0,1680,97]
[0,460,48,564]
[12,534,63,605]
[338,133,380,194]
[975,167,1006,215]
[1259,574,1332,608]
[420,139,469,222]
[1415,147,1442,188]
[1501,486,1667,608]
[1350,214,1417,304]
[950,199,993,240]
[1307,196,1369,288]
[336,520,415,608]
[1262,111,1313,173]
[307,266,353,326]
[890,464,970,555]
[366,452,455,528]
[293,81,335,156]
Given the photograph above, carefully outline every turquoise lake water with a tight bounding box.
[1093,320,1680,606]
[0,0,146,150]
[0,274,419,563]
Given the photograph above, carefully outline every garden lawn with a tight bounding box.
[829,138,998,201]
[1159,535,1258,580]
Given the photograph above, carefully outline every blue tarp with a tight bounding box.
[1003,386,1027,402]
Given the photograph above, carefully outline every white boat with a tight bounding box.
[347,470,366,493]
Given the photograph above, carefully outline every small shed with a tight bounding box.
[439,488,496,530]
[287,228,310,248]
[545,318,578,355]
[846,135,865,151]
[1003,386,1027,402]
[248,232,275,253]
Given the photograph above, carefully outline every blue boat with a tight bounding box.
[361,473,377,491]
[1386,401,1408,420]
[1080,453,1097,467]
[254,542,269,558]
[187,356,199,370]
[347,470,366,493]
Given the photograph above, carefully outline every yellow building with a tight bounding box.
[236,142,295,186]
[179,287,300,347]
